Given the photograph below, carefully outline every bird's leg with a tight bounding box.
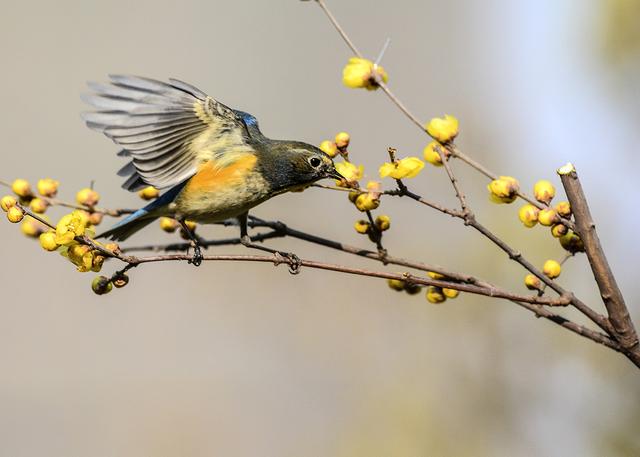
[238,213,301,274]
[178,219,203,267]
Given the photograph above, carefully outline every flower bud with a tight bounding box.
[36,178,59,197]
[423,141,444,166]
[442,288,459,299]
[387,278,405,291]
[518,204,539,228]
[138,186,159,200]
[524,274,541,290]
[355,193,379,212]
[91,275,113,295]
[1,195,17,212]
[29,198,48,214]
[104,242,120,254]
[6,206,24,223]
[319,140,338,158]
[550,223,568,238]
[404,283,421,295]
[11,179,32,198]
[334,132,350,150]
[559,231,585,253]
[88,212,103,226]
[555,201,571,217]
[21,217,47,238]
[426,286,447,304]
[91,254,105,273]
[537,208,560,226]
[39,231,59,251]
[427,271,445,280]
[425,115,459,143]
[533,180,555,204]
[76,188,100,207]
[374,215,391,231]
[113,273,129,288]
[354,219,371,234]
[159,217,179,233]
[348,191,360,203]
[184,220,197,232]
[543,259,562,279]
[487,176,520,204]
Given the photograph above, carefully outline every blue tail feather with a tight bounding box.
[98,182,187,241]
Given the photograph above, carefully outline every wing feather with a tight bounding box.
[83,75,257,190]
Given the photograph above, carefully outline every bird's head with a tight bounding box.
[261,141,343,193]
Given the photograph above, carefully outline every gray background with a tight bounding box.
[1,1,639,456]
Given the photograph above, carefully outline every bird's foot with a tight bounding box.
[188,243,203,267]
[241,235,301,274]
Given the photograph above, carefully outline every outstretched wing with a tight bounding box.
[82,75,257,191]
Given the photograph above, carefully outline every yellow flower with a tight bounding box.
[342,57,388,90]
[334,132,350,149]
[543,260,562,279]
[518,204,539,228]
[20,216,48,238]
[159,217,179,233]
[354,219,370,234]
[39,231,59,251]
[67,244,95,272]
[334,161,363,186]
[319,140,338,158]
[138,186,159,200]
[29,198,48,214]
[1,195,17,212]
[184,220,197,231]
[428,271,445,280]
[387,278,405,291]
[426,286,447,304]
[425,115,459,143]
[76,188,100,207]
[555,201,571,217]
[55,210,88,245]
[487,176,520,204]
[37,178,59,197]
[379,157,425,179]
[533,180,555,204]
[550,223,568,238]
[88,212,104,226]
[91,254,105,273]
[11,179,32,198]
[537,208,559,226]
[355,193,379,212]
[442,288,459,299]
[524,274,541,290]
[6,206,24,223]
[423,141,444,166]
[374,215,391,231]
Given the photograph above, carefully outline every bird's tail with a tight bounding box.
[97,183,186,241]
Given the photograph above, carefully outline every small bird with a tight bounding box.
[83,75,342,265]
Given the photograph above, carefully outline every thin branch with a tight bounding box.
[314,0,363,57]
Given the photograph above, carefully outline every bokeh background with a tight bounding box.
[1,1,639,455]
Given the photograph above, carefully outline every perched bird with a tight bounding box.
[82,75,342,264]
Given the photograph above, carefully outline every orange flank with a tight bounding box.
[185,154,258,194]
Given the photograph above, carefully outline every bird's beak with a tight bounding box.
[327,167,344,181]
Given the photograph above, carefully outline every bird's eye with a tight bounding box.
[309,157,322,168]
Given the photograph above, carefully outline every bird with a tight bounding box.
[82,75,343,265]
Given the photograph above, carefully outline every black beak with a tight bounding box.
[327,167,344,181]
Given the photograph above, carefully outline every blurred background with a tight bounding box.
[1,0,639,455]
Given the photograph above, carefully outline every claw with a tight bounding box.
[189,244,203,267]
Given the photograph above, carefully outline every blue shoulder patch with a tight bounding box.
[234,110,258,127]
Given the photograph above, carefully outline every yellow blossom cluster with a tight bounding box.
[387,271,461,304]
[488,176,520,204]
[319,132,350,159]
[342,57,388,90]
